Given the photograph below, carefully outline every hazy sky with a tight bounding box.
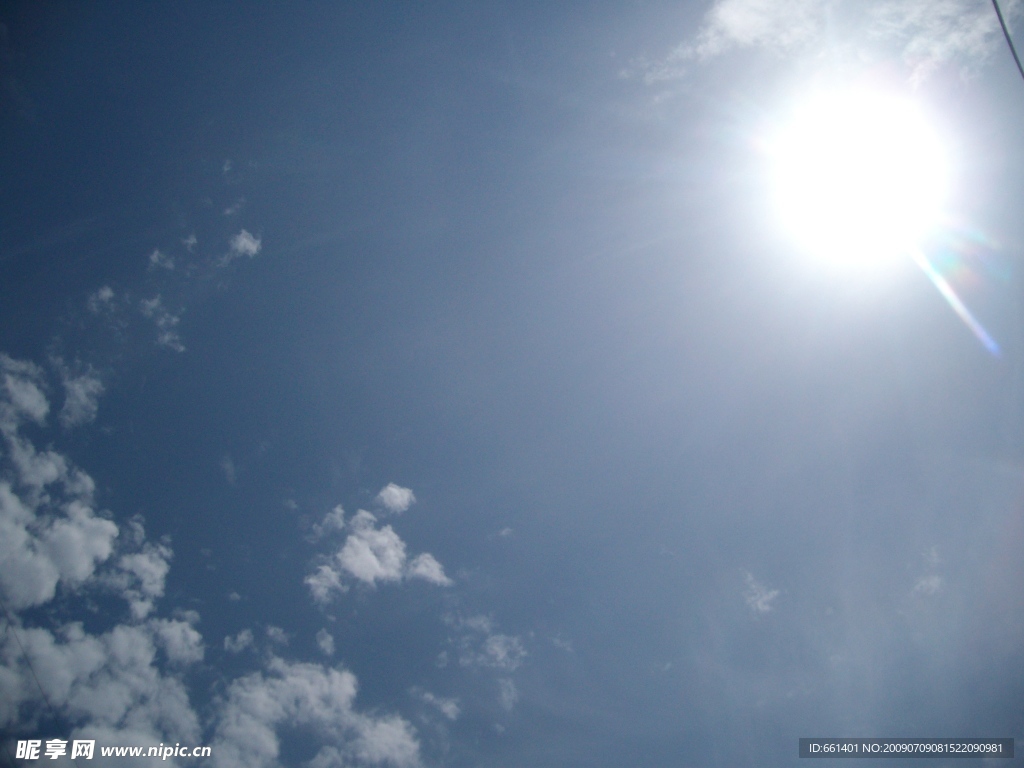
[2,2,1024,766]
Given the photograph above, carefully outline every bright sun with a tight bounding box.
[770,87,948,270]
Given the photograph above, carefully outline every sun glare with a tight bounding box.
[770,87,948,270]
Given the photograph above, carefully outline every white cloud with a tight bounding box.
[1,621,202,747]
[688,0,827,60]
[338,511,407,584]
[744,572,779,615]
[0,364,124,612]
[306,564,347,604]
[212,657,420,768]
[152,617,205,666]
[644,0,1022,84]
[266,626,289,646]
[551,634,574,652]
[311,505,347,540]
[498,678,518,711]
[87,285,115,314]
[219,229,261,266]
[406,553,453,586]
[412,688,460,720]
[869,0,1020,82]
[182,234,197,252]
[0,351,429,767]
[116,539,173,621]
[316,629,335,657]
[148,248,174,271]
[57,365,104,429]
[1,354,49,425]
[448,615,526,672]
[477,634,527,671]
[224,629,255,654]
[0,361,181,630]
[306,509,451,602]
[911,546,943,597]
[375,483,415,514]
[0,484,118,610]
[140,296,185,353]
[224,198,245,216]
[912,574,943,596]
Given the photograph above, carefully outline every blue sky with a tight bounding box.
[2,2,1024,766]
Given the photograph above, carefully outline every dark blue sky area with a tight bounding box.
[2,3,1024,767]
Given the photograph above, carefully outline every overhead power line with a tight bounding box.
[0,594,80,768]
[992,0,1024,84]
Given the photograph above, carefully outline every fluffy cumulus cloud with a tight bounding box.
[0,354,204,754]
[152,616,205,666]
[375,483,415,514]
[1,621,202,749]
[109,524,173,621]
[305,504,451,604]
[338,511,407,584]
[0,356,118,610]
[0,354,449,767]
[212,657,420,768]
[643,0,1021,84]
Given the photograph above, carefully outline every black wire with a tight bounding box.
[993,0,1024,84]
[0,618,20,768]
[0,595,80,767]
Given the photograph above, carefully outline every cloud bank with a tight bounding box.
[0,352,424,767]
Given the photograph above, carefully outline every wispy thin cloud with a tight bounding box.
[221,454,237,486]
[54,360,104,429]
[223,198,245,216]
[87,285,115,314]
[316,628,335,656]
[638,0,1022,84]
[498,678,519,711]
[140,295,185,352]
[446,614,527,671]
[266,626,289,645]
[224,629,255,654]
[744,572,779,615]
[412,688,460,720]
[148,248,175,271]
